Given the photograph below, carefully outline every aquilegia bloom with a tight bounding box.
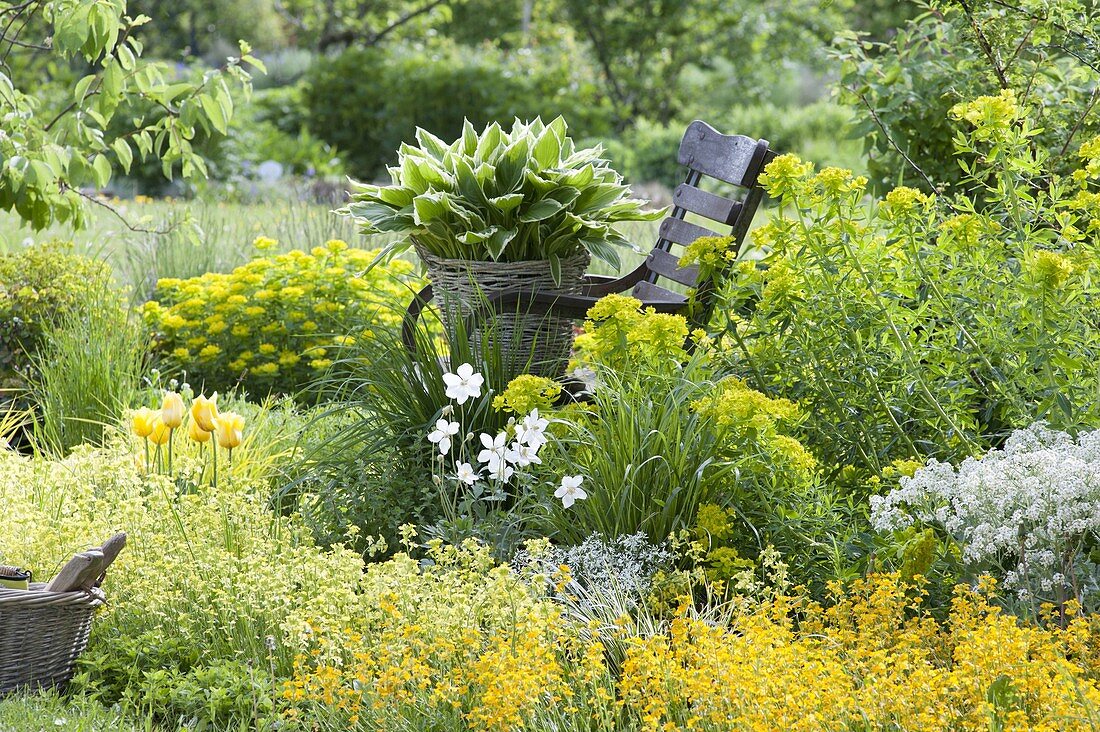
[555,475,586,508]
[443,363,484,405]
[427,418,461,456]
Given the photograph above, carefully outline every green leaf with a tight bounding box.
[413,193,447,225]
[519,199,562,223]
[112,139,133,173]
[549,253,562,286]
[92,154,112,188]
[486,228,517,260]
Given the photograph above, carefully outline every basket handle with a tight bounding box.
[45,532,127,593]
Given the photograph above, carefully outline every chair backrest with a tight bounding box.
[631,120,774,319]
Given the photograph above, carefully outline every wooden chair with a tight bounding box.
[402,120,775,358]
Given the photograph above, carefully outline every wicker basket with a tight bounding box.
[0,583,105,693]
[414,242,590,376]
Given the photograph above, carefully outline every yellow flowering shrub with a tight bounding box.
[287,567,1100,731]
[573,293,689,370]
[491,374,562,414]
[143,237,421,398]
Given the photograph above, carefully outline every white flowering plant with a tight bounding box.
[871,422,1100,613]
[425,363,586,547]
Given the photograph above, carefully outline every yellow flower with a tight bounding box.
[187,417,211,443]
[148,415,171,446]
[191,394,219,432]
[131,407,156,438]
[199,344,222,361]
[161,391,185,429]
[214,411,245,450]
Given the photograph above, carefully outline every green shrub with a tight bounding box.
[836,0,1100,195]
[143,238,420,399]
[304,40,614,178]
[723,92,1100,480]
[0,243,116,397]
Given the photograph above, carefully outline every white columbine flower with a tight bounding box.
[508,441,542,468]
[427,418,460,456]
[455,462,479,486]
[442,363,484,405]
[477,431,508,465]
[515,409,550,449]
[555,475,587,508]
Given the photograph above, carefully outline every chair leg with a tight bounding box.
[402,284,434,356]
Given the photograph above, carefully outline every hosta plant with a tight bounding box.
[340,116,663,281]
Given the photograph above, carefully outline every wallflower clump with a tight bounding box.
[872,423,1100,611]
[144,237,420,398]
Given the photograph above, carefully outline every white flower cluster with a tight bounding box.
[514,532,672,600]
[427,363,585,508]
[871,422,1100,598]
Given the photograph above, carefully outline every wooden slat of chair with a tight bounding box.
[673,184,742,224]
[658,217,721,247]
[645,248,699,287]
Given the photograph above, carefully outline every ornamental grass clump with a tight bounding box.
[873,422,1100,614]
[340,117,663,277]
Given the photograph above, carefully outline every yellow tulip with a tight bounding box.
[191,394,219,432]
[213,411,244,450]
[132,407,156,438]
[148,415,171,446]
[188,418,211,443]
[161,391,185,429]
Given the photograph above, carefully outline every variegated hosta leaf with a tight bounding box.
[339,115,668,265]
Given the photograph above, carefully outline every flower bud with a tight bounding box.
[161,391,185,429]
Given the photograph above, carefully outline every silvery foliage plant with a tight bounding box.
[872,422,1100,609]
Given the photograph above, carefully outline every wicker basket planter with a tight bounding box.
[0,583,105,693]
[414,242,589,376]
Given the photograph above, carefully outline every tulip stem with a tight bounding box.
[167,429,174,475]
[212,439,218,490]
[143,437,150,474]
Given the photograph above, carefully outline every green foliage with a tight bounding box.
[342,116,661,271]
[0,1,262,230]
[128,0,286,57]
[1,402,363,729]
[547,295,816,558]
[723,96,1100,480]
[288,298,550,553]
[836,0,1100,195]
[0,243,116,398]
[277,0,459,52]
[304,39,613,178]
[560,0,849,128]
[143,238,420,399]
[30,285,146,455]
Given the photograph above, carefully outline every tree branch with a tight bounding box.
[856,92,940,194]
[63,186,181,235]
[318,0,450,51]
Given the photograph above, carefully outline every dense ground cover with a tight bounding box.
[2,0,1100,730]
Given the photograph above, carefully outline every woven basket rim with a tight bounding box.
[0,585,105,607]
[412,241,590,269]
